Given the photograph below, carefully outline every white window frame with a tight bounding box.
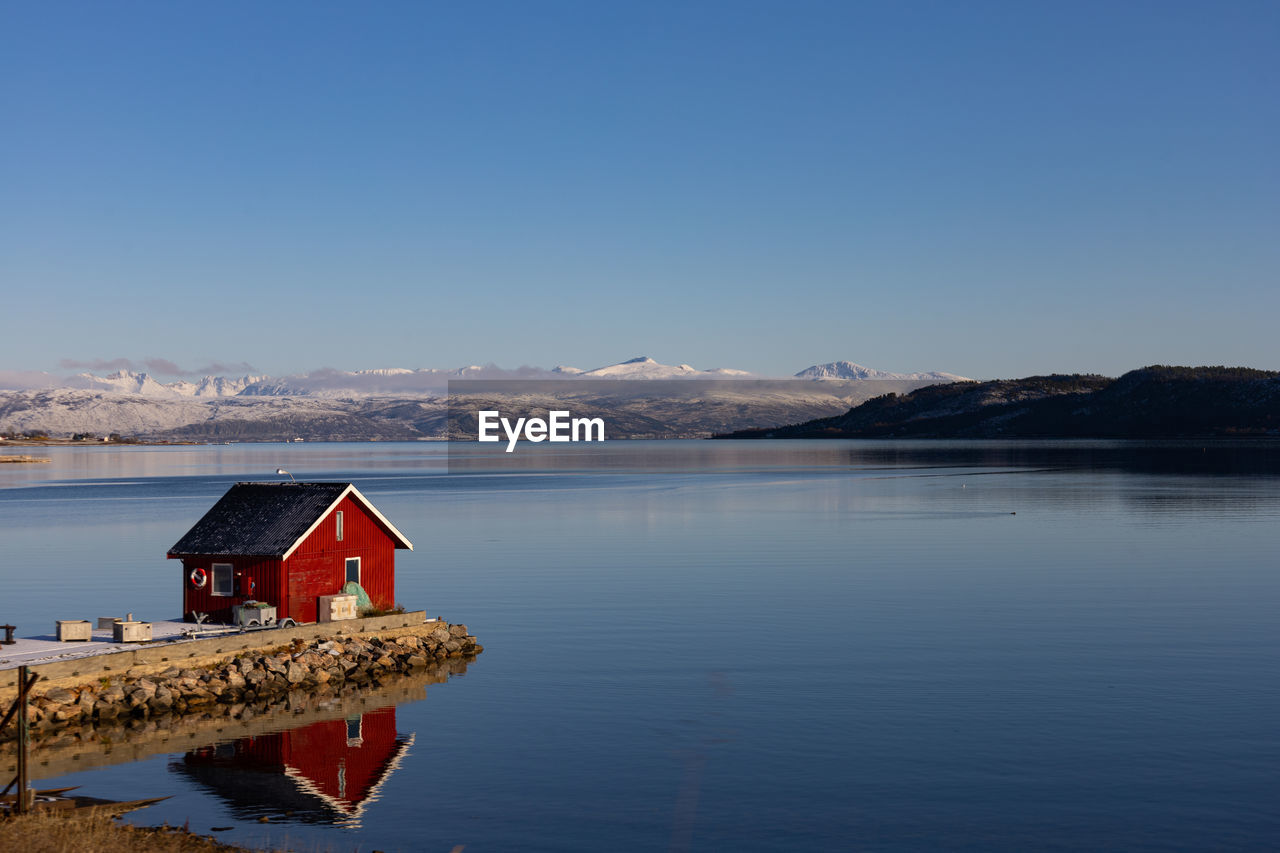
[336,510,344,542]
[211,563,234,597]
[345,557,360,585]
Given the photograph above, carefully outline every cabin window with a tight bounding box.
[211,563,233,597]
[336,510,343,542]
[346,716,363,747]
[345,557,360,585]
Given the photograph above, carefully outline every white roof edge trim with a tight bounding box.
[280,484,415,561]
[281,732,414,829]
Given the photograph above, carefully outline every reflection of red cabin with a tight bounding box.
[179,707,411,825]
[167,482,413,624]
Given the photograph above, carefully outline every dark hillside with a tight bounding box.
[721,367,1280,439]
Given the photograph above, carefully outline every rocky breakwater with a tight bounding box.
[4,621,480,743]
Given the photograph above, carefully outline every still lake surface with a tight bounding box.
[1,440,1277,852]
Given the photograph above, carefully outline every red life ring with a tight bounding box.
[190,567,208,589]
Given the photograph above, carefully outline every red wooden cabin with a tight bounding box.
[168,482,413,624]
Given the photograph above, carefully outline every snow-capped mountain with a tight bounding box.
[63,370,265,398]
[41,358,966,402]
[168,374,269,397]
[796,361,970,382]
[575,356,757,380]
[236,365,566,397]
[353,367,417,377]
[238,369,446,397]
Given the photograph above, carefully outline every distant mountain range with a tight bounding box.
[721,366,1280,439]
[13,357,969,398]
[6,362,1275,442]
[0,356,966,440]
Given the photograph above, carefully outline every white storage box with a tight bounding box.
[56,620,92,641]
[113,620,152,643]
[318,593,357,623]
[233,603,277,627]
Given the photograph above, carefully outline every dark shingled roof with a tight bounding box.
[169,482,354,557]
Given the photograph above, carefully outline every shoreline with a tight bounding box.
[2,619,480,849]
[1,438,199,447]
[2,618,481,753]
[3,654,472,783]
[0,811,271,853]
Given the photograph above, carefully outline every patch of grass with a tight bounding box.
[0,811,259,852]
[361,603,407,618]
[0,811,341,852]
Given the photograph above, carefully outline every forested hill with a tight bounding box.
[719,367,1280,439]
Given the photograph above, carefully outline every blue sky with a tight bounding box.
[3,1,1277,381]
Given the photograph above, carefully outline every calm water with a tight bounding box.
[1,440,1278,852]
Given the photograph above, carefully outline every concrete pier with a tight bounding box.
[1,611,448,704]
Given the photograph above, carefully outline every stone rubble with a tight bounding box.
[2,622,481,743]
